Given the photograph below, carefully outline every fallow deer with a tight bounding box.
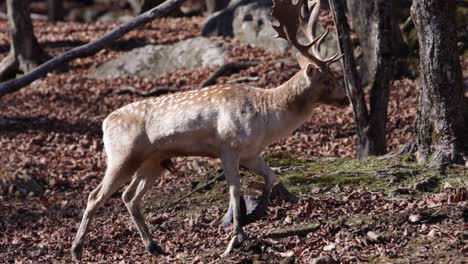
[71,0,347,261]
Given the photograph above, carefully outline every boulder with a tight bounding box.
[202,0,338,54]
[232,2,289,52]
[90,37,227,79]
[202,0,272,37]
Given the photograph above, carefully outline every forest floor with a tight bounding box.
[0,15,467,263]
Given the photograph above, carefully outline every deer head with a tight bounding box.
[271,0,348,108]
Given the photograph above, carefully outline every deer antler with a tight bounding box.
[271,0,342,68]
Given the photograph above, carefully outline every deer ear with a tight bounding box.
[296,53,311,69]
[305,63,315,77]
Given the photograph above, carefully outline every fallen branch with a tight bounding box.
[0,0,184,98]
[199,61,259,88]
[264,223,320,239]
[111,86,178,97]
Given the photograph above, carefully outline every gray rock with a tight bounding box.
[232,2,289,52]
[202,0,273,37]
[202,0,338,55]
[90,37,227,79]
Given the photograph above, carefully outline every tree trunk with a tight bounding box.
[139,0,165,14]
[411,0,467,166]
[0,0,49,81]
[47,0,64,21]
[205,0,229,14]
[328,0,369,157]
[363,0,394,156]
[331,0,394,157]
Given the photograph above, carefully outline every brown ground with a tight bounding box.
[0,15,467,263]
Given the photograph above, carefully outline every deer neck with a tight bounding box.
[259,71,320,142]
[270,71,319,118]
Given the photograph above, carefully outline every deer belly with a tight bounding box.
[155,130,222,158]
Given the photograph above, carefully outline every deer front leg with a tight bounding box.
[220,150,247,257]
[223,156,279,225]
[243,157,278,199]
[223,157,299,226]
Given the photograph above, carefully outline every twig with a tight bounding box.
[0,0,184,98]
[111,86,177,97]
[162,173,225,209]
[401,16,413,33]
[199,61,259,88]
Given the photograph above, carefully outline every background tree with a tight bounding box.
[410,0,467,166]
[205,0,229,14]
[47,0,64,21]
[330,0,394,157]
[0,0,49,81]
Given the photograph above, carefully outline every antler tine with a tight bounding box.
[272,0,342,68]
[305,0,340,64]
[308,0,327,59]
[272,0,326,68]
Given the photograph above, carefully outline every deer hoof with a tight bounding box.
[147,242,167,256]
[220,231,248,257]
[70,243,83,262]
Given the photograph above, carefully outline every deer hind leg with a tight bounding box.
[71,156,141,262]
[121,158,165,256]
[220,150,247,257]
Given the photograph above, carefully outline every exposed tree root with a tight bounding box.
[199,61,259,88]
[226,76,259,84]
[111,86,178,97]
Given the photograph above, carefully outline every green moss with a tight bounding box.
[265,152,303,167]
[143,153,467,222]
[268,154,425,195]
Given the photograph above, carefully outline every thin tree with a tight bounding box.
[47,0,64,21]
[206,0,230,14]
[0,0,49,81]
[409,0,467,166]
[329,0,394,157]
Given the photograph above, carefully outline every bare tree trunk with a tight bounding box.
[411,0,467,166]
[47,0,64,21]
[0,0,49,81]
[364,0,394,156]
[140,0,166,13]
[328,0,369,157]
[330,0,394,157]
[206,0,229,14]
